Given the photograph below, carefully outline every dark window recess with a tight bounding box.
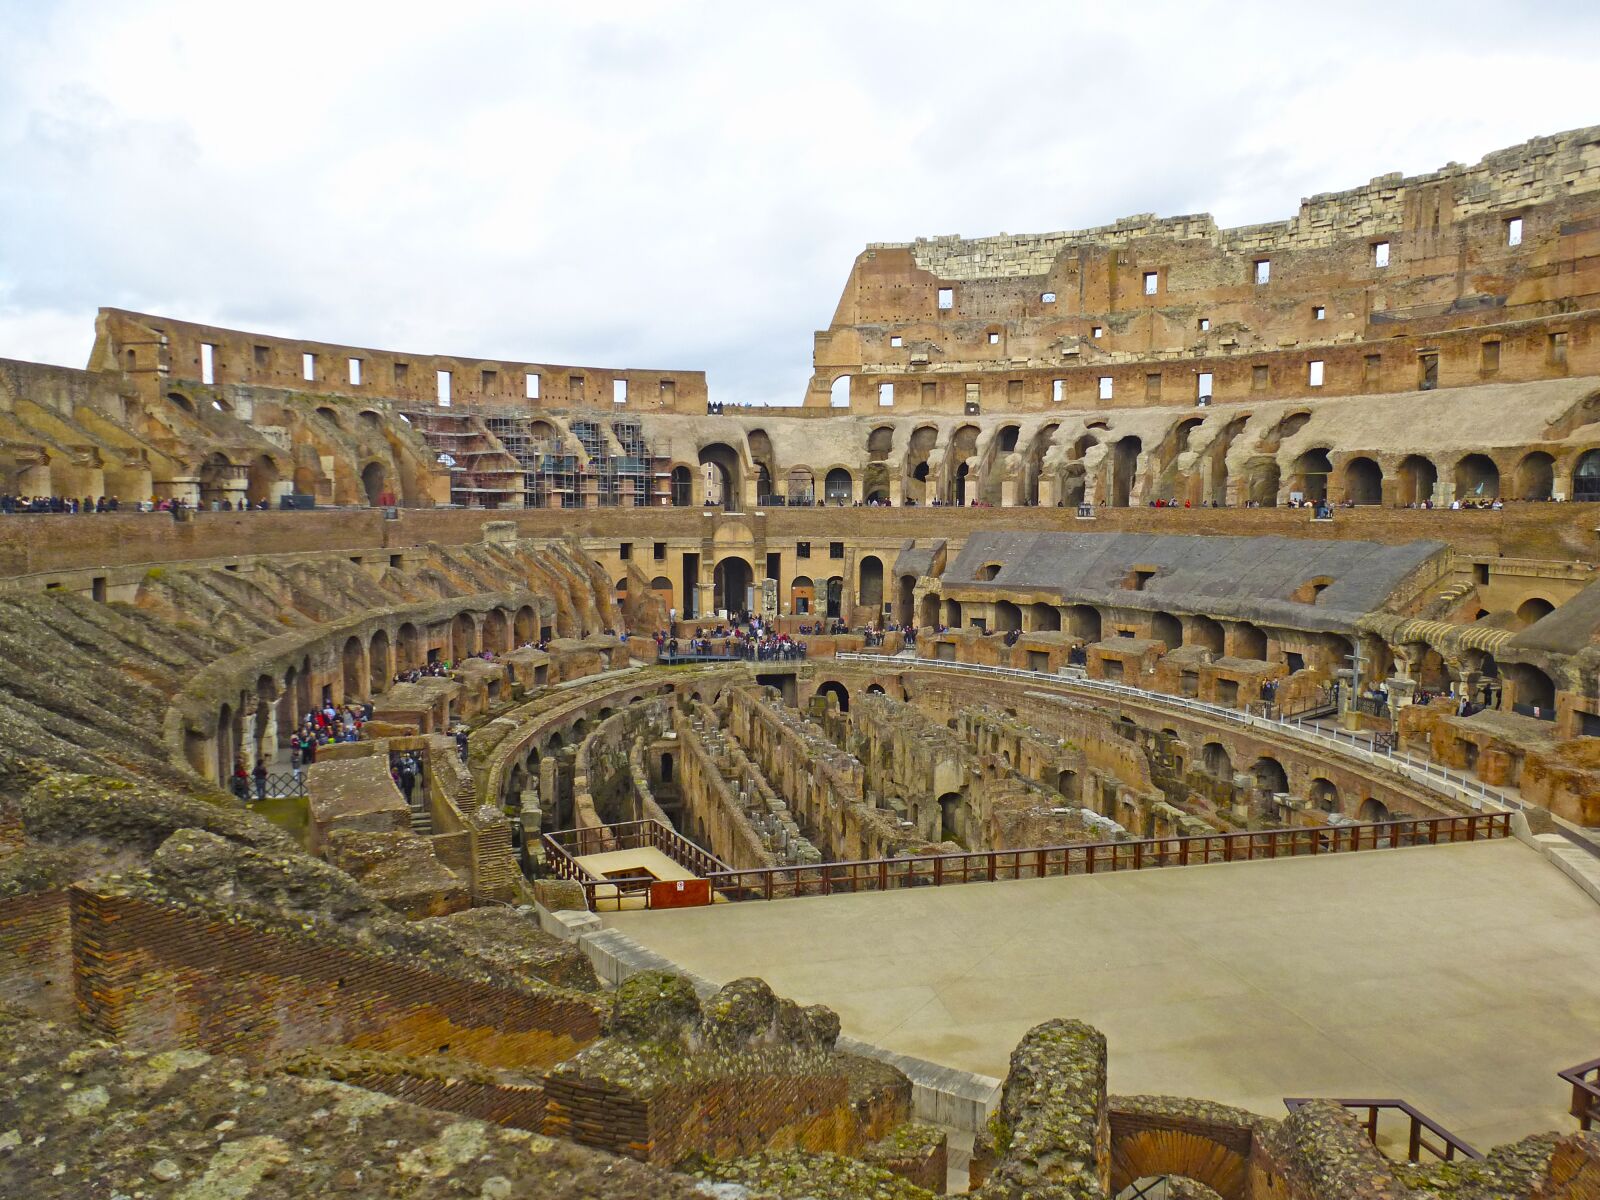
[796,542,810,559]
[654,541,666,561]
[829,542,844,559]
[619,542,632,560]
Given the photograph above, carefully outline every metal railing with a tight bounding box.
[233,770,308,801]
[1559,1056,1600,1130]
[541,819,731,908]
[558,813,1509,909]
[833,654,1523,813]
[1282,1098,1481,1163]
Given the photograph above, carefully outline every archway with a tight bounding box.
[1397,455,1438,506]
[397,622,421,671]
[714,556,753,615]
[918,592,939,628]
[1292,448,1332,502]
[790,575,815,615]
[198,452,235,507]
[670,465,694,506]
[514,605,537,645]
[451,612,476,660]
[1574,449,1600,502]
[1202,742,1232,780]
[482,608,508,653]
[368,629,390,695]
[699,443,743,509]
[1110,1126,1248,1200]
[342,636,364,701]
[1247,459,1280,507]
[1308,777,1340,814]
[1252,756,1288,796]
[858,555,884,613]
[1514,451,1555,500]
[896,575,916,626]
[1150,611,1183,650]
[1358,797,1391,823]
[1189,615,1224,654]
[1067,604,1102,641]
[824,468,853,505]
[1234,623,1268,660]
[936,792,964,844]
[1517,596,1555,628]
[246,455,280,507]
[943,598,963,628]
[1343,456,1383,505]
[1455,453,1499,501]
[1111,436,1142,506]
[830,375,851,408]
[817,680,850,713]
[825,577,843,620]
[994,600,1021,632]
[1028,603,1061,631]
[361,460,389,506]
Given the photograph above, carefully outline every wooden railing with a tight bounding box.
[545,813,1508,909]
[1282,1098,1481,1163]
[1559,1056,1600,1130]
[541,818,731,909]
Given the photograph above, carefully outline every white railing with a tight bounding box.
[832,653,1521,813]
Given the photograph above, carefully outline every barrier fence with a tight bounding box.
[547,812,1510,911]
[1282,1098,1481,1163]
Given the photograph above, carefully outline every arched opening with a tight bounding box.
[858,555,884,612]
[1252,756,1288,796]
[1055,770,1080,802]
[1574,449,1600,502]
[714,557,753,615]
[1455,453,1500,502]
[245,455,280,507]
[994,600,1021,632]
[1292,448,1332,502]
[397,622,421,671]
[943,598,963,628]
[699,443,743,509]
[919,592,939,628]
[1028,603,1061,631]
[1247,459,1280,506]
[1308,777,1340,814]
[1234,623,1268,660]
[649,577,673,614]
[1504,662,1555,720]
[895,575,916,626]
[1150,611,1183,650]
[168,391,195,415]
[829,375,851,408]
[482,608,508,653]
[368,629,390,695]
[868,426,894,460]
[785,466,815,505]
[1397,455,1438,506]
[1067,604,1102,641]
[1514,451,1555,500]
[215,702,234,784]
[361,460,389,506]
[1358,797,1391,823]
[1202,742,1232,780]
[823,467,853,505]
[937,792,962,844]
[817,680,850,713]
[342,636,364,701]
[670,465,694,506]
[825,577,843,620]
[1517,596,1555,628]
[514,605,537,645]
[1189,615,1224,654]
[753,462,774,504]
[1111,436,1142,506]
[1343,456,1383,505]
[198,452,235,507]
[451,612,476,661]
[790,575,814,615]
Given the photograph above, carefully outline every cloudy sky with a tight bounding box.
[1,1,1595,405]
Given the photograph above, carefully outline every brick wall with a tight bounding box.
[0,890,74,1021]
[69,888,602,1069]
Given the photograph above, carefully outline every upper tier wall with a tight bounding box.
[810,126,1600,409]
[91,309,710,416]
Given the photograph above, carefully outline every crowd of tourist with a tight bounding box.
[1,495,124,513]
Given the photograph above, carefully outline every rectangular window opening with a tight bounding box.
[796,541,810,559]
[619,542,631,560]
[302,352,316,381]
[654,542,666,561]
[937,287,954,310]
[1372,241,1390,268]
[526,372,540,399]
[1098,376,1114,401]
[253,345,270,368]
[1143,271,1158,295]
[830,541,844,559]
[1313,306,1326,321]
[481,369,498,392]
[613,379,628,405]
[1198,317,1210,331]
[1041,291,1056,303]
[1419,353,1439,390]
[1550,332,1569,367]
[1506,217,1523,247]
[889,335,903,348]
[1481,340,1501,373]
[1254,259,1271,284]
[1364,354,1381,384]
[1145,372,1161,401]
[1196,371,1214,400]
[1091,326,1104,339]
[1052,379,1065,403]
[348,357,362,386]
[1252,364,1269,392]
[988,332,1000,344]
[878,382,894,407]
[1308,360,1325,387]
[200,342,215,386]
[436,369,452,406]
[394,362,409,384]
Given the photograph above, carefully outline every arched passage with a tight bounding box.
[514,606,537,645]
[1028,603,1061,631]
[790,575,815,615]
[1111,1126,1248,1200]
[482,608,508,653]
[994,600,1021,633]
[1504,663,1556,716]
[1574,449,1600,502]
[699,443,743,509]
[1455,453,1499,501]
[1308,777,1340,814]
[943,598,963,628]
[1292,448,1332,502]
[670,465,694,506]
[1252,756,1288,796]
[1517,596,1555,628]
[451,612,476,661]
[817,680,850,713]
[1067,605,1102,641]
[824,468,853,505]
[895,575,916,626]
[1248,459,1280,507]
[1397,455,1438,506]
[858,555,884,612]
[342,636,365,701]
[1189,615,1224,654]
[1202,742,1233,780]
[1515,451,1555,500]
[1150,611,1183,650]
[361,461,389,506]
[714,556,753,615]
[1234,623,1268,660]
[937,792,962,844]
[1343,456,1383,505]
[368,629,390,695]
[397,622,421,671]
[825,577,844,620]
[1358,797,1391,822]
[246,455,280,507]
[918,592,939,628]
[1111,436,1142,506]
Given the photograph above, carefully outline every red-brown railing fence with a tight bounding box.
[1559,1057,1600,1130]
[1282,1098,1481,1163]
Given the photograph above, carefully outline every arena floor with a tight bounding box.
[604,838,1600,1150]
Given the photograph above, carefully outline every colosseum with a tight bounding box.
[3,126,1600,1199]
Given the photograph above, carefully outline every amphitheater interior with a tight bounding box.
[6,127,1600,1199]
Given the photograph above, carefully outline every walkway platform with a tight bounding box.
[605,838,1600,1149]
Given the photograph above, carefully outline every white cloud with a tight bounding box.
[0,0,1595,402]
